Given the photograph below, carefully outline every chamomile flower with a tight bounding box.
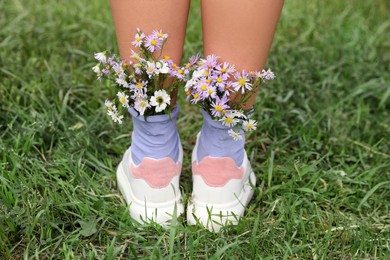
[107,109,123,124]
[146,61,157,76]
[104,99,114,111]
[220,114,238,127]
[130,50,145,63]
[150,90,171,113]
[228,129,243,141]
[115,77,129,88]
[134,98,150,116]
[92,63,100,74]
[156,60,169,74]
[117,92,129,108]
[242,119,257,131]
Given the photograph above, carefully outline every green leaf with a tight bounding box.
[78,215,98,237]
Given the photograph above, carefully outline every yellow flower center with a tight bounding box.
[120,97,126,103]
[203,70,209,76]
[186,90,191,96]
[136,37,141,42]
[158,33,163,38]
[225,117,233,123]
[136,82,143,89]
[247,124,253,129]
[215,105,222,111]
[206,78,211,83]
[222,110,226,115]
[172,64,177,69]
[164,55,170,60]
[105,65,110,70]
[140,101,147,107]
[193,93,199,99]
[177,69,183,74]
[238,78,246,86]
[221,68,226,73]
[185,63,191,69]
[207,89,213,94]
[148,67,154,73]
[151,39,157,46]
[201,85,207,91]
[217,77,222,83]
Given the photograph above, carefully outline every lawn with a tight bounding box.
[1,0,390,259]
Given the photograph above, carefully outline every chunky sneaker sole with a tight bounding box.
[116,143,184,226]
[187,133,256,232]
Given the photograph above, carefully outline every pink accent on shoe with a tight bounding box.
[130,158,181,189]
[192,157,244,187]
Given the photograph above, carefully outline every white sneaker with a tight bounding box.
[187,133,256,232]
[116,142,184,226]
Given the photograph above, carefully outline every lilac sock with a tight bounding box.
[129,106,180,165]
[197,110,245,166]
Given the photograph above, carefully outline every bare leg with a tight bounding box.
[110,0,190,63]
[110,0,190,103]
[110,1,190,224]
[201,0,284,108]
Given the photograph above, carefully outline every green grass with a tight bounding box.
[1,0,390,258]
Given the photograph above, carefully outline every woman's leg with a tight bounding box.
[110,0,190,224]
[188,0,284,231]
[201,0,284,108]
[110,0,190,66]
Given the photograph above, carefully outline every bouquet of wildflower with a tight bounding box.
[184,54,275,140]
[92,29,197,123]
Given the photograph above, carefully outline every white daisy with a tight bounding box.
[228,129,243,141]
[134,98,150,116]
[104,99,114,111]
[146,61,157,77]
[219,115,238,127]
[115,77,129,88]
[150,90,171,113]
[116,92,129,108]
[242,119,257,131]
[156,61,169,74]
[192,69,205,79]
[107,109,123,124]
[92,63,100,73]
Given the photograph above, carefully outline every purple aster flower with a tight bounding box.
[190,92,201,104]
[152,29,168,40]
[189,53,200,66]
[144,33,163,53]
[221,81,235,96]
[210,95,230,118]
[216,62,235,79]
[199,54,218,70]
[132,29,145,47]
[261,68,275,81]
[232,70,252,94]
[94,52,107,64]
